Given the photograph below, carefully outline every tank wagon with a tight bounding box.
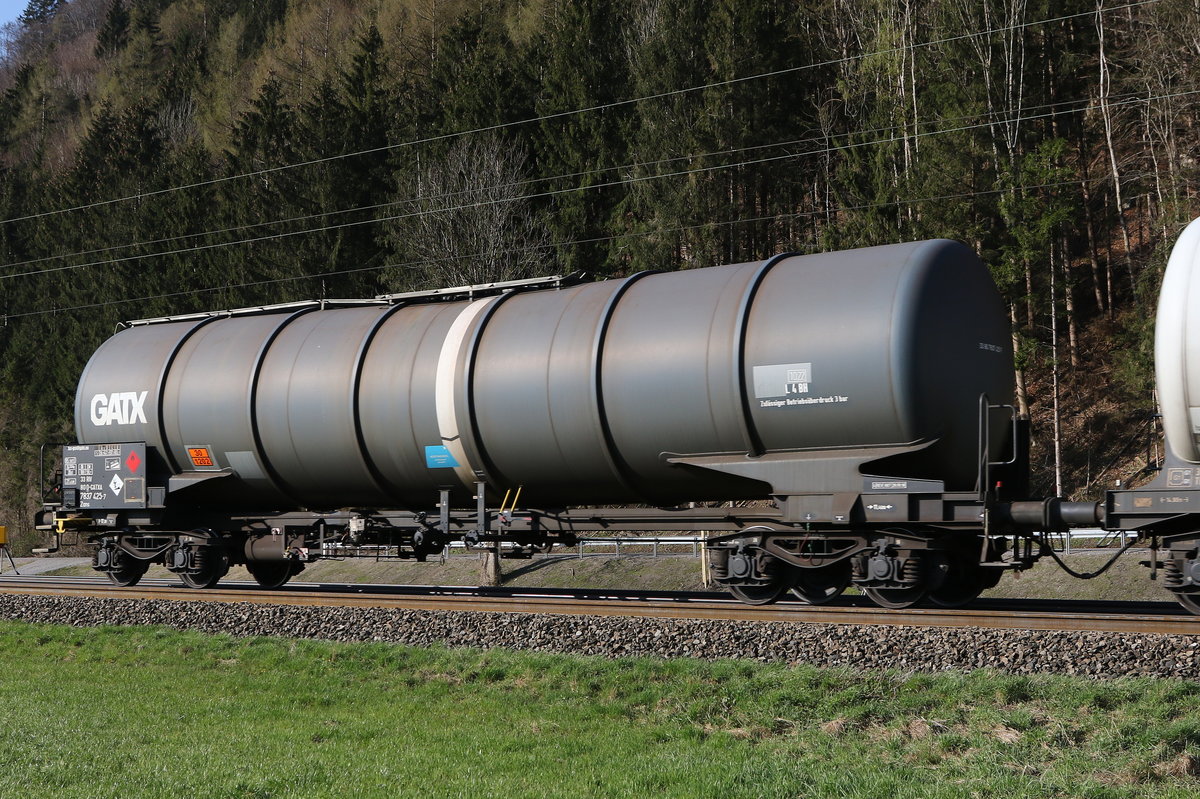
[35,223,1200,612]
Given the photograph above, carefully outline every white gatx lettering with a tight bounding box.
[89,391,149,426]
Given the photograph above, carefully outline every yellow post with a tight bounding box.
[0,525,14,574]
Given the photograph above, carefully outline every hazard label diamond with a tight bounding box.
[125,449,141,473]
[109,474,124,495]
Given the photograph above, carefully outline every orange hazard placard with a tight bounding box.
[188,447,215,468]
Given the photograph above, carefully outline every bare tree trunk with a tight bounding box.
[1145,98,1166,240]
[1047,45,1076,370]
[907,0,919,165]
[1153,46,1183,234]
[1050,249,1064,497]
[1103,191,1115,311]
[898,0,920,229]
[1096,1,1136,291]
[1060,235,1079,368]
[1024,257,1034,329]
[1011,304,1030,420]
[1079,155,1107,316]
[957,0,1029,322]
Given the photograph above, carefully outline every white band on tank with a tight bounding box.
[435,298,493,489]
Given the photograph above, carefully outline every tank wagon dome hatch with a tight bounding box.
[72,241,1013,512]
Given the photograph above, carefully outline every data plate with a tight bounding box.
[62,442,147,510]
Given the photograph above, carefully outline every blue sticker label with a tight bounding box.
[424,445,459,468]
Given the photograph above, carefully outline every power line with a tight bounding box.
[3,86,1155,272]
[6,85,1192,282]
[4,169,1161,322]
[0,89,1168,279]
[0,0,1161,228]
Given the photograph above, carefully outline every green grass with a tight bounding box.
[1,622,1200,797]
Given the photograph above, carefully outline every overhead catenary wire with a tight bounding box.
[1,85,1161,273]
[4,168,1166,322]
[0,0,1162,228]
[4,85,1194,283]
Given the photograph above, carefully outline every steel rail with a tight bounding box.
[0,576,1196,635]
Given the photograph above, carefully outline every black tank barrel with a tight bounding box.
[73,239,1013,510]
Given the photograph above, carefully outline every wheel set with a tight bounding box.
[92,531,306,591]
[715,536,1005,610]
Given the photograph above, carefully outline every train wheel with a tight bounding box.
[106,555,149,587]
[180,550,228,590]
[792,561,851,605]
[927,552,984,609]
[862,586,926,609]
[728,577,793,605]
[180,569,222,590]
[1173,591,1200,615]
[246,561,298,589]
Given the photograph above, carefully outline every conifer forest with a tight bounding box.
[0,0,1195,543]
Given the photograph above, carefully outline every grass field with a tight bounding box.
[2,621,1200,798]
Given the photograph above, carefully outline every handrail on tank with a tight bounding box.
[118,299,388,329]
[977,394,1019,503]
[118,273,591,331]
[374,271,587,303]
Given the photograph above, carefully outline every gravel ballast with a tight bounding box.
[1,592,1197,679]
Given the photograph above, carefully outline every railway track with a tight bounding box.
[1,575,1196,635]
